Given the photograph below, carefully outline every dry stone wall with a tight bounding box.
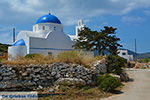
[0,62,107,90]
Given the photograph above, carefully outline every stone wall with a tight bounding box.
[0,62,107,90]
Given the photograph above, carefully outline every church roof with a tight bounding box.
[36,14,61,24]
[13,39,26,46]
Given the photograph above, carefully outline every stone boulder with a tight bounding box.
[55,78,86,87]
[119,72,130,82]
[109,74,121,81]
[127,61,136,68]
[92,59,107,74]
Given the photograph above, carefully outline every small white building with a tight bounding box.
[68,19,85,41]
[8,14,85,59]
[118,49,134,61]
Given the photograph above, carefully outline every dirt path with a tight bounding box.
[102,69,150,100]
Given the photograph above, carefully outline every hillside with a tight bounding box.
[0,43,10,55]
[137,52,150,59]
[127,49,150,59]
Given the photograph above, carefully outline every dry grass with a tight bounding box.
[95,55,105,60]
[2,56,56,66]
[39,87,111,100]
[2,51,105,68]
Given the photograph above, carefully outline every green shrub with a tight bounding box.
[138,58,150,63]
[25,54,44,59]
[106,55,127,75]
[97,74,122,92]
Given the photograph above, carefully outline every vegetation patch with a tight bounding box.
[0,43,10,54]
[97,74,123,92]
[106,55,127,75]
[39,86,111,100]
[138,58,150,63]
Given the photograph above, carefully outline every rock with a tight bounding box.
[39,77,47,80]
[0,63,3,67]
[92,59,107,74]
[38,85,43,89]
[1,72,13,76]
[22,72,28,76]
[0,83,7,89]
[30,74,40,78]
[34,68,41,73]
[48,88,55,92]
[87,80,92,84]
[127,62,136,68]
[0,76,3,81]
[56,78,86,87]
[55,73,61,79]
[51,72,56,76]
[54,85,60,90]
[33,78,39,82]
[134,62,141,69]
[119,72,129,82]
[109,74,121,81]
[2,77,12,80]
[23,77,32,80]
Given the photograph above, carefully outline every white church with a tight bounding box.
[8,13,133,61]
[8,13,85,59]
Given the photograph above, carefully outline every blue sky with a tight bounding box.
[0,0,150,53]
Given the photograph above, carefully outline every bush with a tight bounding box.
[95,56,105,60]
[106,55,127,75]
[25,54,44,59]
[57,51,97,68]
[57,51,82,64]
[138,58,150,63]
[97,74,122,92]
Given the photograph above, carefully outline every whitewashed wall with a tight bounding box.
[29,30,73,55]
[8,46,27,60]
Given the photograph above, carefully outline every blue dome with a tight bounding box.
[36,14,61,24]
[13,39,26,46]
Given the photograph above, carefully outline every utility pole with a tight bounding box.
[134,38,137,60]
[135,39,137,54]
[13,28,16,42]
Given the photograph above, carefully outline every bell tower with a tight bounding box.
[75,19,85,36]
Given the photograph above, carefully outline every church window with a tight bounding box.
[54,27,56,30]
[48,52,52,55]
[122,52,126,55]
[43,26,45,30]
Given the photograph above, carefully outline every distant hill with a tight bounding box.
[137,52,150,59]
[0,43,10,55]
[127,49,150,59]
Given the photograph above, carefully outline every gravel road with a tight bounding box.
[102,69,150,100]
